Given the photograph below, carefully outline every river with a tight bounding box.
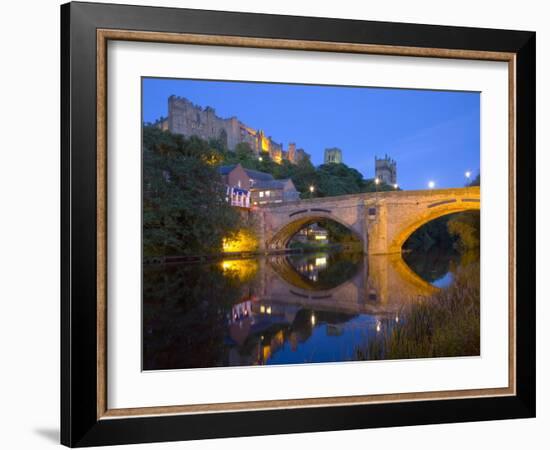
[143,248,478,370]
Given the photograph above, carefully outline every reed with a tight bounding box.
[359,262,480,360]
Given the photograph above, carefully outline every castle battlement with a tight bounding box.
[162,95,309,165]
[375,154,397,185]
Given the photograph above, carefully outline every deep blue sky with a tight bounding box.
[142,78,480,190]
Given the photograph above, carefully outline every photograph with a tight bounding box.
[53,1,537,446]
[141,78,481,371]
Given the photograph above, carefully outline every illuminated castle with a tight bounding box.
[157,96,309,164]
[375,155,397,185]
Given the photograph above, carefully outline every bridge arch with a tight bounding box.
[387,201,480,254]
[267,215,363,250]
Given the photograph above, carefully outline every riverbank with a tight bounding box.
[358,261,480,360]
[144,243,360,265]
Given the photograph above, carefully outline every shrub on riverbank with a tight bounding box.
[359,262,480,360]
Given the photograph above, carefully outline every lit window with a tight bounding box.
[259,191,264,198]
[237,180,241,187]
[265,191,270,197]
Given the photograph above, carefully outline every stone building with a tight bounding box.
[324,147,343,164]
[219,164,300,207]
[159,96,309,164]
[375,155,397,185]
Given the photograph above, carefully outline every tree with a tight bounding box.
[468,173,480,186]
[447,211,480,250]
[447,173,480,250]
[143,126,241,257]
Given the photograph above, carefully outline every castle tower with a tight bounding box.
[375,155,397,185]
[324,147,343,164]
[288,143,296,163]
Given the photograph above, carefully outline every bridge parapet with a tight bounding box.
[255,187,479,254]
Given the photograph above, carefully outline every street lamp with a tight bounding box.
[428,180,435,189]
[393,183,398,190]
[309,185,315,193]
[374,177,380,185]
[258,156,263,162]
[465,170,471,179]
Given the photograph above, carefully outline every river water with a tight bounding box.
[143,249,477,370]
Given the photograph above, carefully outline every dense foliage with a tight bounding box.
[143,127,241,257]
[208,137,396,197]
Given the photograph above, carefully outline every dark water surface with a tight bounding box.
[143,249,475,370]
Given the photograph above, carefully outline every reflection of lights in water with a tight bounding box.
[315,257,327,267]
[262,345,271,361]
[376,321,381,332]
[219,259,258,281]
[311,313,316,326]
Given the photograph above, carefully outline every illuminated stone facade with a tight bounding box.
[375,155,397,185]
[160,96,309,164]
[324,147,343,164]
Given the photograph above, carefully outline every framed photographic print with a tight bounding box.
[61,1,536,447]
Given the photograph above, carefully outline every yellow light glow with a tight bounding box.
[262,345,271,362]
[220,259,259,282]
[376,321,381,333]
[314,235,326,240]
[315,257,327,267]
[260,305,266,313]
[261,135,270,152]
[222,230,259,253]
[311,314,316,326]
[266,306,272,315]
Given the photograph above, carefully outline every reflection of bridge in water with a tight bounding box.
[227,253,439,348]
[265,254,437,315]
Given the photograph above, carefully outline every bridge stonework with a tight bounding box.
[254,187,480,254]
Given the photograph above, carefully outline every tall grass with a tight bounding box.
[359,262,480,360]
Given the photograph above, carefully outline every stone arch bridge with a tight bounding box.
[254,187,480,254]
